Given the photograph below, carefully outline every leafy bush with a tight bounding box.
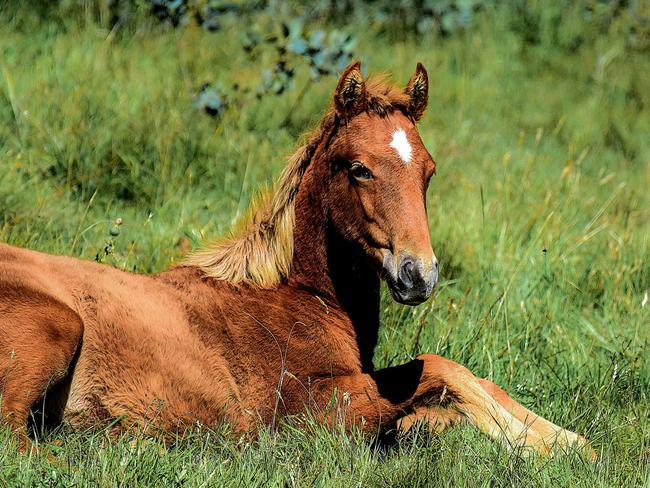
[140,0,486,36]
[245,19,356,98]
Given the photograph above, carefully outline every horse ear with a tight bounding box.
[405,63,429,122]
[334,61,365,118]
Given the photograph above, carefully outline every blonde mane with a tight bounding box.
[184,77,411,288]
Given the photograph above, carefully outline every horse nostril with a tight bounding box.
[398,258,416,288]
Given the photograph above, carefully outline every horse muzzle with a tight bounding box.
[382,252,438,305]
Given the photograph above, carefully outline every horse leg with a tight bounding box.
[475,377,595,459]
[0,288,83,450]
[306,354,594,459]
[396,355,595,459]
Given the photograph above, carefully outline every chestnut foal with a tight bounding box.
[0,62,594,459]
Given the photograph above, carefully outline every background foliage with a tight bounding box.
[0,0,648,486]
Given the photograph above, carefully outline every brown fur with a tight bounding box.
[0,62,595,459]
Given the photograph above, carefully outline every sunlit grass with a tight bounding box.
[0,5,648,487]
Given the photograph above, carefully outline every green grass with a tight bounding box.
[1,4,649,487]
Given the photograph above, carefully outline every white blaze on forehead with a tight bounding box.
[389,128,412,164]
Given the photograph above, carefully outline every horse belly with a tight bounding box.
[63,280,245,431]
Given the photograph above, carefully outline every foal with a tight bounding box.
[0,61,594,459]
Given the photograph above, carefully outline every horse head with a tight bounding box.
[322,61,438,305]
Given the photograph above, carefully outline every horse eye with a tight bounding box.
[349,162,373,181]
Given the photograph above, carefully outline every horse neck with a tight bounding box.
[288,160,380,371]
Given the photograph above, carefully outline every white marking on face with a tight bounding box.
[389,128,412,164]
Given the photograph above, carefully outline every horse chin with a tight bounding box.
[386,282,430,306]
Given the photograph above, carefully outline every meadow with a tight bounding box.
[0,2,648,486]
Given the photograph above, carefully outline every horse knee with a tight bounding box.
[416,353,475,381]
[416,353,454,372]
